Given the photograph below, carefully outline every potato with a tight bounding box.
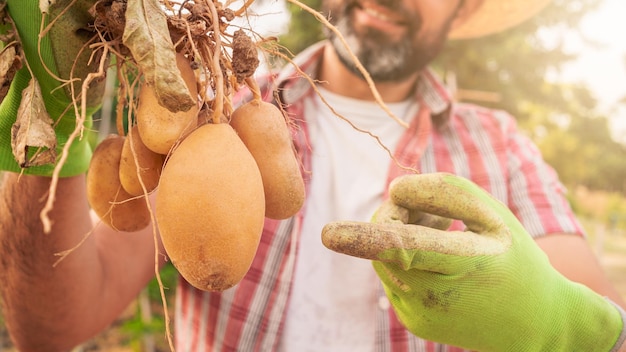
[86,134,151,232]
[119,124,165,196]
[155,123,265,291]
[230,100,305,219]
[136,53,199,155]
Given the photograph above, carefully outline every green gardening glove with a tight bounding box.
[322,173,626,351]
[0,0,105,176]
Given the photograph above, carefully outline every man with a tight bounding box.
[0,0,624,351]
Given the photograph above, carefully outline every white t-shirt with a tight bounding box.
[278,87,417,352]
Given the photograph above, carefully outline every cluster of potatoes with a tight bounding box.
[86,53,305,291]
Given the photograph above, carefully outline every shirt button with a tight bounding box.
[378,296,390,310]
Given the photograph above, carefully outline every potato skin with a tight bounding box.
[119,124,165,196]
[155,123,265,291]
[86,134,151,232]
[137,53,199,155]
[230,100,305,219]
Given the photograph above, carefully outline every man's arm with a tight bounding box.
[537,233,626,307]
[0,173,160,352]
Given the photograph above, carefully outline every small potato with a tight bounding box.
[119,124,165,196]
[87,134,151,232]
[137,53,199,155]
[230,99,305,219]
[156,123,265,291]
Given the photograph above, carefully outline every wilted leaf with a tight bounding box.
[0,3,21,103]
[11,78,57,168]
[0,1,18,47]
[0,43,22,104]
[122,0,195,113]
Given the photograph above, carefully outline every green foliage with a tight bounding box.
[434,0,600,121]
[278,0,324,55]
[147,262,179,300]
[432,0,626,193]
[121,315,165,343]
[569,185,626,231]
[119,263,178,350]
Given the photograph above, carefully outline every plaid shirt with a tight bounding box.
[174,42,584,352]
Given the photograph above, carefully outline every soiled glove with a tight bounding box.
[322,173,626,351]
[0,0,104,176]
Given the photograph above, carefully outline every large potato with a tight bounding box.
[86,134,151,232]
[156,123,265,291]
[230,100,305,219]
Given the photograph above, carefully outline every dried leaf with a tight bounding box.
[11,78,57,168]
[122,0,195,113]
[0,2,21,103]
[0,2,8,25]
[0,43,21,104]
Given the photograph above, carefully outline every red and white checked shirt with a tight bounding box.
[174,42,585,352]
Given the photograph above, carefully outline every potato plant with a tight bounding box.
[2,0,407,349]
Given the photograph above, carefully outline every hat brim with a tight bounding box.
[448,0,553,39]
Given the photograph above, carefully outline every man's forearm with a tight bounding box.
[0,173,103,350]
[536,233,626,307]
[0,169,164,351]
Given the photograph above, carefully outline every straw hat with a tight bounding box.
[449,0,553,39]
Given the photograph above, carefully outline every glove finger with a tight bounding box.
[389,173,519,236]
[322,221,508,273]
[372,199,410,224]
[416,213,453,230]
[373,199,453,230]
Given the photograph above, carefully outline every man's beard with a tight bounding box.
[323,2,448,82]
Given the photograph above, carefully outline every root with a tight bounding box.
[53,224,96,267]
[244,76,261,101]
[206,0,226,123]
[267,48,418,175]
[40,45,110,234]
[131,130,176,351]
